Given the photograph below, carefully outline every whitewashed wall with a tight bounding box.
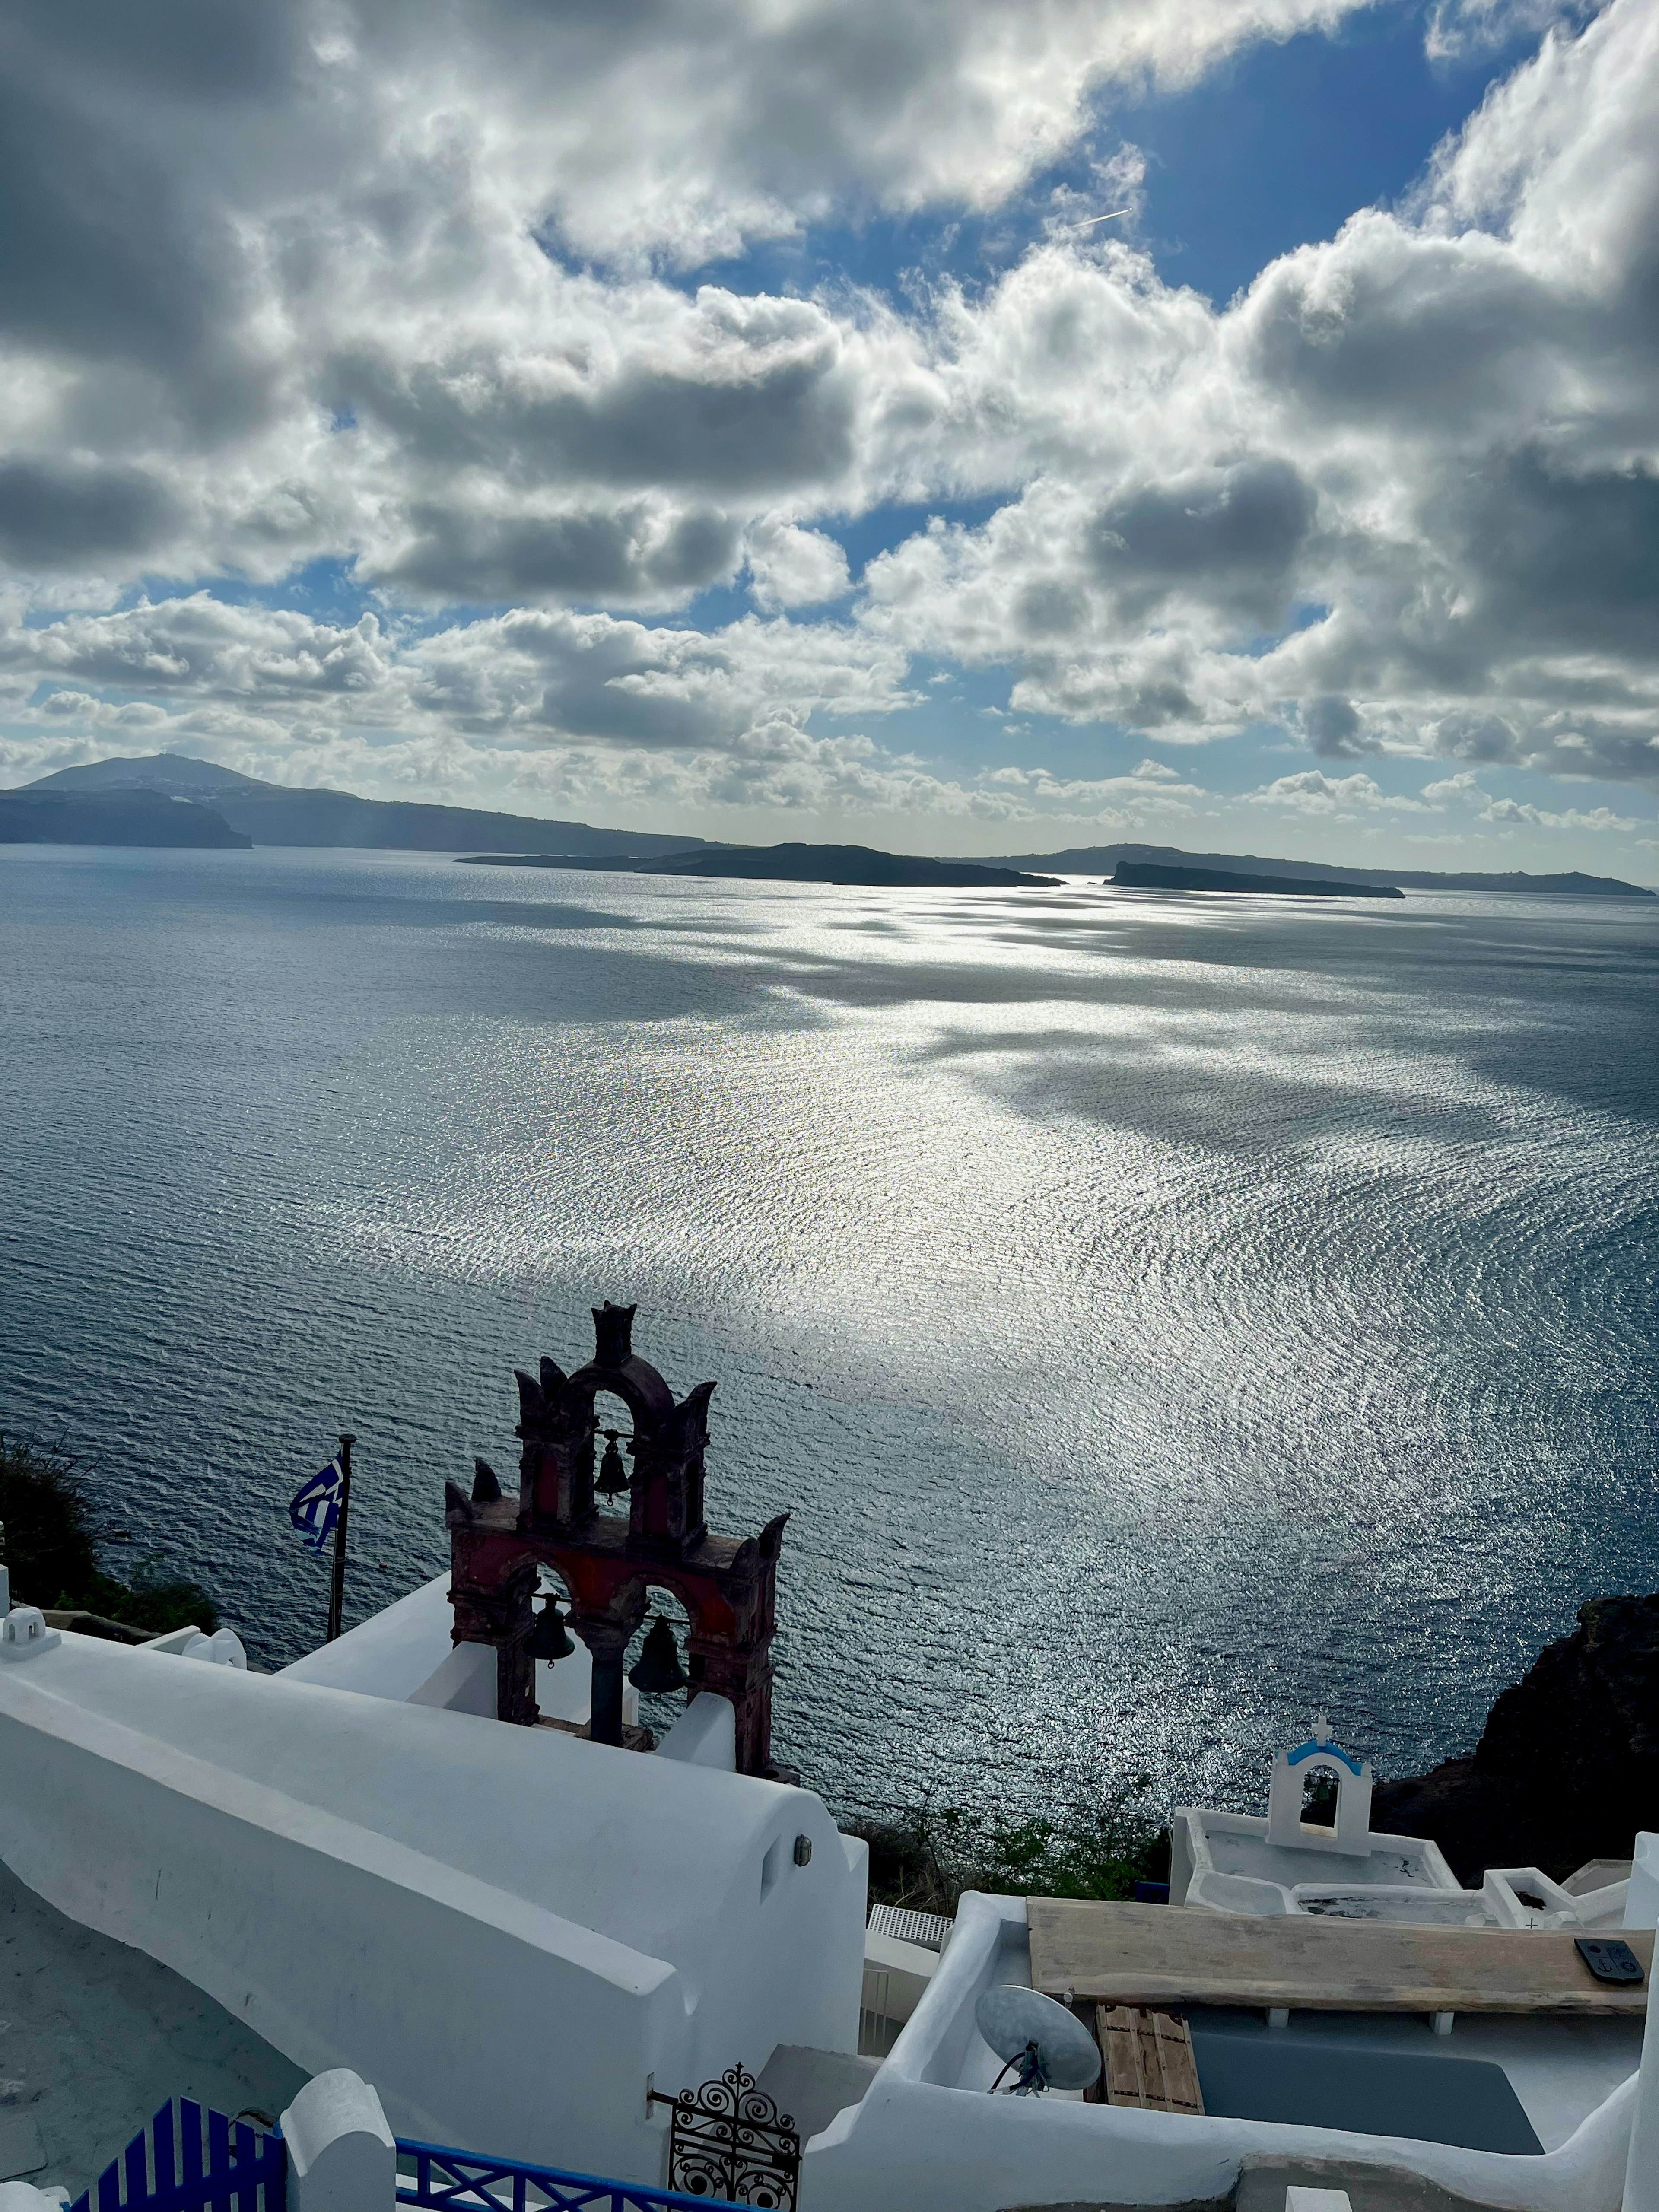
[0,1631,864,2183]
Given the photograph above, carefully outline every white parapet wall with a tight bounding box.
[1171,1806,1461,1918]
[278,1569,626,1729]
[0,1628,865,2183]
[801,1893,1640,2212]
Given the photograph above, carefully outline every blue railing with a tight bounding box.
[395,2138,749,2212]
[67,2099,286,2212]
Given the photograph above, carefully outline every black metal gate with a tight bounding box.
[648,2066,800,2209]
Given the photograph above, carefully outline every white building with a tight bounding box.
[1173,1720,1634,1932]
[5,1586,1659,2212]
[0,1592,866,2183]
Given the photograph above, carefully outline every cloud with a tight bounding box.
[0,0,1657,836]
[0,0,1376,596]
[744,521,853,610]
[1420,768,1637,830]
[0,592,1233,829]
[1296,695,1375,760]
[1246,770,1422,815]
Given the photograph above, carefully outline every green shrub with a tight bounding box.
[847,1775,1168,1914]
[0,1433,99,1603]
[0,1433,219,1636]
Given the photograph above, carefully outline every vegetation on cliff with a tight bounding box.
[848,1776,1167,1913]
[0,1433,219,1637]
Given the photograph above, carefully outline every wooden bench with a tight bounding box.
[1028,1899,1653,2022]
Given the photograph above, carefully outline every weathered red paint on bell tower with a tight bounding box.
[444,1303,789,1778]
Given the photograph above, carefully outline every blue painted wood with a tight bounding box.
[124,2118,148,2204]
[207,2106,230,2212]
[233,2120,256,2212]
[66,2097,285,2212]
[394,2136,751,2212]
[181,2101,203,2202]
[153,2103,177,2199]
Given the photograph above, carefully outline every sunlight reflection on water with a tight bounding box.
[1,846,1654,1823]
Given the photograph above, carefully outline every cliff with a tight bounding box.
[21,752,709,856]
[0,789,251,848]
[1372,1595,1659,1882]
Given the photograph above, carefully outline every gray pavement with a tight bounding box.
[0,1858,305,2199]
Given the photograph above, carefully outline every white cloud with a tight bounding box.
[744,520,853,610]
[1247,769,1434,815]
[0,0,1658,842]
[1421,770,1637,829]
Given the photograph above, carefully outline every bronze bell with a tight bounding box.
[595,1428,629,1500]
[628,1613,687,1694]
[528,1598,575,1662]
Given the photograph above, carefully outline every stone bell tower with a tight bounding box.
[445,1303,789,1778]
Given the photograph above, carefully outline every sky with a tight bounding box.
[2,0,1657,872]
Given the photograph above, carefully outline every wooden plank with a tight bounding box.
[1151,2011,1204,2116]
[1097,2006,1205,2114]
[1100,2005,1148,2106]
[1028,1900,1653,2016]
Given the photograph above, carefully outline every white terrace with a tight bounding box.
[3,1583,1658,2212]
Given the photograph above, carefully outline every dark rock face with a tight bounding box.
[1372,1595,1659,1883]
[0,788,252,848]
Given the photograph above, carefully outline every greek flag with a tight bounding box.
[289,1459,343,1553]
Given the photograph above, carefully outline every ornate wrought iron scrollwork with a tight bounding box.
[648,2065,800,2209]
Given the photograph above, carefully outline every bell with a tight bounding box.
[595,1429,629,1500]
[628,1614,688,1694]
[528,1599,575,1662]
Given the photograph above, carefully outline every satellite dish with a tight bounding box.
[974,1986,1101,2096]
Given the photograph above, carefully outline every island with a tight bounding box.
[0,789,251,849]
[1112,861,1403,898]
[19,751,709,858]
[987,839,1654,898]
[459,842,1062,888]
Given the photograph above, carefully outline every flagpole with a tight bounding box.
[326,1432,354,1643]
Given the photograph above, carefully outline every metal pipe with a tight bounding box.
[326,1432,354,1643]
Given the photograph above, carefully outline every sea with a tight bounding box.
[2,843,1655,1831]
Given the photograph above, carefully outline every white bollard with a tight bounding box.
[280,2070,397,2212]
[0,2184,69,2210]
[1625,1943,1659,2212]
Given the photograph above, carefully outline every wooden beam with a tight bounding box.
[1028,1900,1653,2016]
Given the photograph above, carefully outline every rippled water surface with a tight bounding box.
[2,845,1655,1821]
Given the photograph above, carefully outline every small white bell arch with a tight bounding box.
[1266,1713,1373,1856]
[0,1607,62,1662]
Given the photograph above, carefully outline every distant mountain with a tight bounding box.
[986,840,1655,898]
[27,753,270,798]
[1114,861,1402,898]
[19,753,710,857]
[461,843,1061,888]
[0,789,251,849]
